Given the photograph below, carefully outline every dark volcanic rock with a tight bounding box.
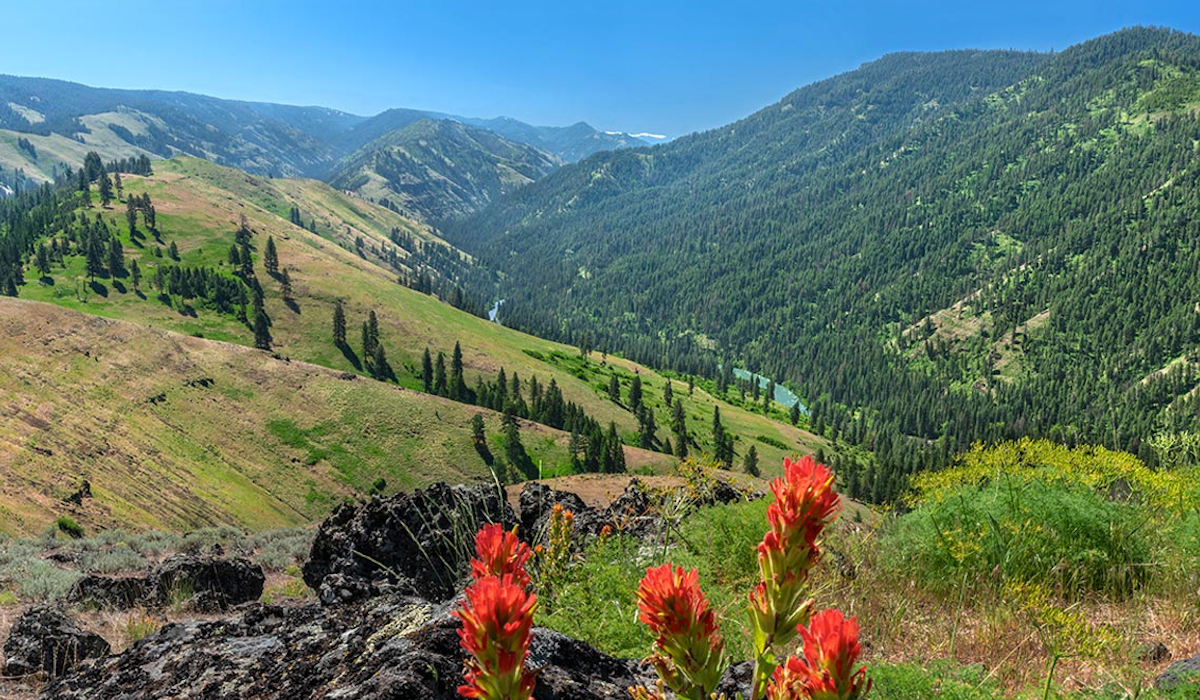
[42,596,652,699]
[151,554,265,611]
[302,482,516,605]
[518,482,589,537]
[1156,652,1200,690]
[66,574,156,610]
[3,606,110,678]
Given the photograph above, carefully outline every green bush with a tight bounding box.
[539,499,769,660]
[881,477,1150,599]
[56,515,84,539]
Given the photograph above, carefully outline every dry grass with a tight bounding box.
[811,518,1199,695]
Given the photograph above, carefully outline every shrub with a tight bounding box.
[80,546,146,574]
[56,516,84,539]
[881,476,1150,599]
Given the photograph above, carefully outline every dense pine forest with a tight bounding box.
[443,28,1200,497]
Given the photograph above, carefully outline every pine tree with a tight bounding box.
[361,321,373,373]
[789,401,801,426]
[98,172,113,207]
[264,236,279,277]
[107,238,124,277]
[85,237,104,281]
[743,445,760,477]
[168,240,179,261]
[472,413,487,448]
[629,374,643,413]
[434,352,447,396]
[113,172,122,197]
[451,341,465,400]
[253,301,272,350]
[502,410,528,477]
[663,380,673,410]
[130,260,141,291]
[280,269,293,302]
[126,199,137,233]
[332,300,346,346]
[34,244,50,278]
[372,342,393,382]
[421,348,434,392]
[608,374,620,402]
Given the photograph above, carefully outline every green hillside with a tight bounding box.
[447,27,1200,499]
[0,298,672,536]
[0,157,823,531]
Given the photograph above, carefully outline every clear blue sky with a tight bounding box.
[4,0,1200,137]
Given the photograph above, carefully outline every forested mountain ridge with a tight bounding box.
[328,118,561,220]
[446,27,1200,497]
[0,73,647,196]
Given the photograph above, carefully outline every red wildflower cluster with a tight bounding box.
[454,523,536,700]
[634,564,725,698]
[767,610,870,700]
[471,523,532,588]
[630,457,869,700]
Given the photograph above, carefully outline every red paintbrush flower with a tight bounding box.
[454,574,538,700]
[471,523,532,588]
[635,564,725,698]
[749,456,842,699]
[766,609,870,700]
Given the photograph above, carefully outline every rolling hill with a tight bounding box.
[446,27,1200,495]
[0,157,825,533]
[0,298,676,536]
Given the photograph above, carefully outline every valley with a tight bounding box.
[2,18,1200,700]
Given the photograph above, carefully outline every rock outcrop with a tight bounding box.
[41,595,653,699]
[302,482,516,605]
[66,555,264,611]
[3,606,110,678]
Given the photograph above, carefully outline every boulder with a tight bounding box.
[151,554,264,611]
[518,482,589,538]
[1156,652,1200,690]
[67,575,156,610]
[41,595,654,699]
[302,482,516,605]
[3,606,110,678]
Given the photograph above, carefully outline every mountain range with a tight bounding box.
[0,74,657,218]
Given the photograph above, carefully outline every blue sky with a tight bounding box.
[4,1,1200,136]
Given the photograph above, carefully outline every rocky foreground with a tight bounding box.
[8,478,1198,699]
[4,479,750,699]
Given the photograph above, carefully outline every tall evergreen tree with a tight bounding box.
[451,341,466,400]
[789,401,801,426]
[332,300,347,346]
[628,374,643,413]
[253,301,272,350]
[130,260,141,292]
[434,352,447,396]
[264,236,279,277]
[421,347,434,392]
